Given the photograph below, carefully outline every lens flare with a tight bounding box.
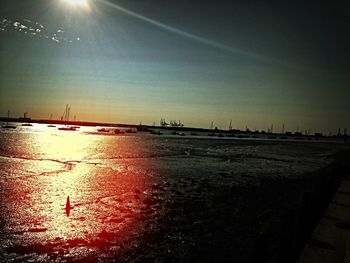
[61,0,91,12]
[62,0,87,6]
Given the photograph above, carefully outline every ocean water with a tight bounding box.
[0,124,343,262]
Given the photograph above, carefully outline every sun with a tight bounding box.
[62,0,87,6]
[61,0,91,12]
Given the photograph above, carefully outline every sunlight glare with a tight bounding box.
[61,0,91,12]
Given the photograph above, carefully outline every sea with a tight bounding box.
[0,123,346,262]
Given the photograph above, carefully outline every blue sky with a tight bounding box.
[0,0,349,133]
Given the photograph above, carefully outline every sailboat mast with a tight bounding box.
[65,104,68,125]
[62,105,68,124]
[67,107,70,124]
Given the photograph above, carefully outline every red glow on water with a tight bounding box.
[1,129,159,256]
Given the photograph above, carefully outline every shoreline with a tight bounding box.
[1,117,348,142]
[0,133,349,262]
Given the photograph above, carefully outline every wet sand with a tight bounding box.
[0,127,349,262]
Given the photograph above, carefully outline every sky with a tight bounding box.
[0,0,349,133]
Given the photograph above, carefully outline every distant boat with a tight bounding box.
[125,128,137,133]
[47,114,56,127]
[114,129,125,135]
[21,123,33,127]
[2,110,16,129]
[71,116,80,129]
[58,105,77,131]
[98,128,110,133]
[58,126,77,131]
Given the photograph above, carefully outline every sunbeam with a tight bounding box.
[97,0,289,67]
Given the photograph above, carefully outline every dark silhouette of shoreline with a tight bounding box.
[1,116,348,142]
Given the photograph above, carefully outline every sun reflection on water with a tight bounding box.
[1,129,159,257]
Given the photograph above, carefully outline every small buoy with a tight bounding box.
[65,196,70,216]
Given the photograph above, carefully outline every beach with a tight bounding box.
[0,124,349,262]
